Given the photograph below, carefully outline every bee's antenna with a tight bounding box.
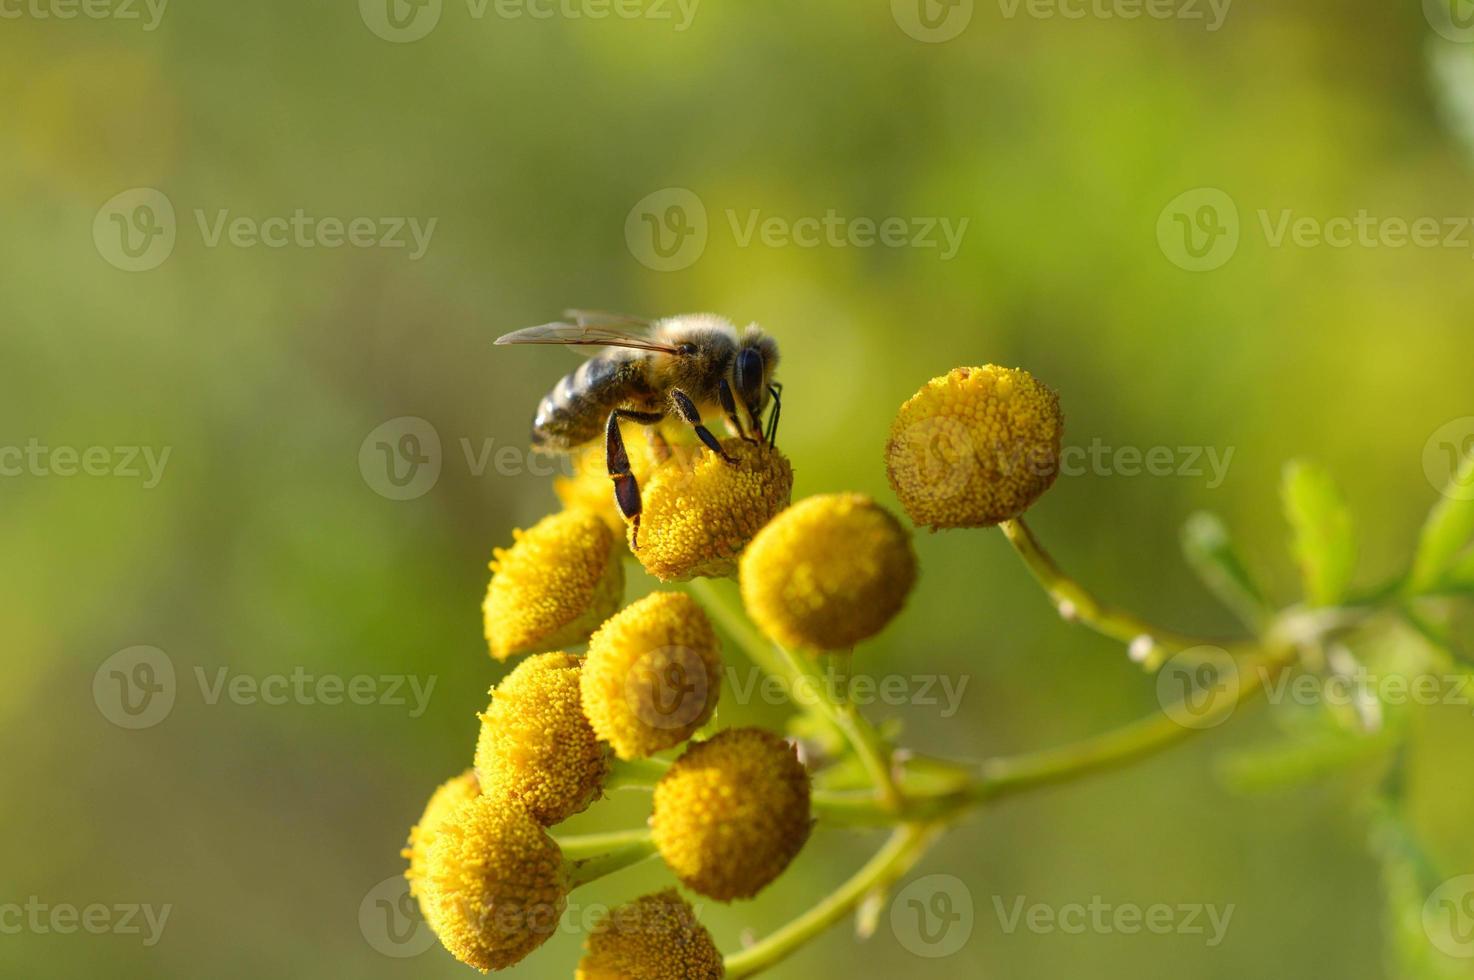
[765,384,783,448]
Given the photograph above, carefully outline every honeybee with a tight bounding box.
[495,311,781,547]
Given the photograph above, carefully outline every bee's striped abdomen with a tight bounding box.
[530,352,645,451]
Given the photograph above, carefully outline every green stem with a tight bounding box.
[691,577,901,809]
[772,644,902,810]
[1001,517,1209,666]
[722,823,940,979]
[978,645,1285,800]
[812,643,1295,826]
[688,577,793,681]
[604,756,670,791]
[561,834,658,888]
[555,827,654,861]
[687,577,849,750]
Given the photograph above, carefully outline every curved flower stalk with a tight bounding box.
[396,359,1473,976]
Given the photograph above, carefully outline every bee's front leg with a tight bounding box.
[606,408,665,548]
[717,378,760,443]
[671,389,738,464]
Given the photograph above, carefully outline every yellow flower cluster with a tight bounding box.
[402,359,1064,973]
[424,796,569,972]
[474,653,611,825]
[483,510,624,661]
[740,492,917,652]
[582,592,723,759]
[576,890,725,979]
[885,365,1063,528]
[634,438,793,581]
[652,728,813,901]
[402,769,479,932]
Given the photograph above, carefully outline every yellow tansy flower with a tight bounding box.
[576,889,725,979]
[652,728,812,901]
[635,439,793,581]
[739,493,916,651]
[483,509,624,661]
[885,365,1063,529]
[402,770,480,934]
[475,652,612,826]
[581,592,723,760]
[425,796,568,972]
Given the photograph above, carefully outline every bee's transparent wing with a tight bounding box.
[495,312,677,354]
[563,309,651,330]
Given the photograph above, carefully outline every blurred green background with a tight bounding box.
[4,1,1474,977]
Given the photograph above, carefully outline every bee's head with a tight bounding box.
[734,325,779,417]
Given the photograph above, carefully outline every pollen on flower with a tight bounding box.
[634,438,793,581]
[425,796,569,972]
[739,493,917,652]
[580,592,723,760]
[651,727,812,902]
[555,434,655,539]
[483,509,624,661]
[402,769,480,935]
[885,365,1063,529]
[575,889,725,980]
[475,652,612,826]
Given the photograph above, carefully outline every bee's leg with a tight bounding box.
[717,378,759,443]
[670,389,737,464]
[606,408,665,548]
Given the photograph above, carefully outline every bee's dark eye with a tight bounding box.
[735,347,764,406]
[677,343,698,356]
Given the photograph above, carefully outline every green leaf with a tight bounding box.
[1409,448,1474,593]
[1281,460,1357,606]
[1448,547,1474,590]
[1180,511,1272,628]
[1373,803,1471,979]
[1219,730,1392,793]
